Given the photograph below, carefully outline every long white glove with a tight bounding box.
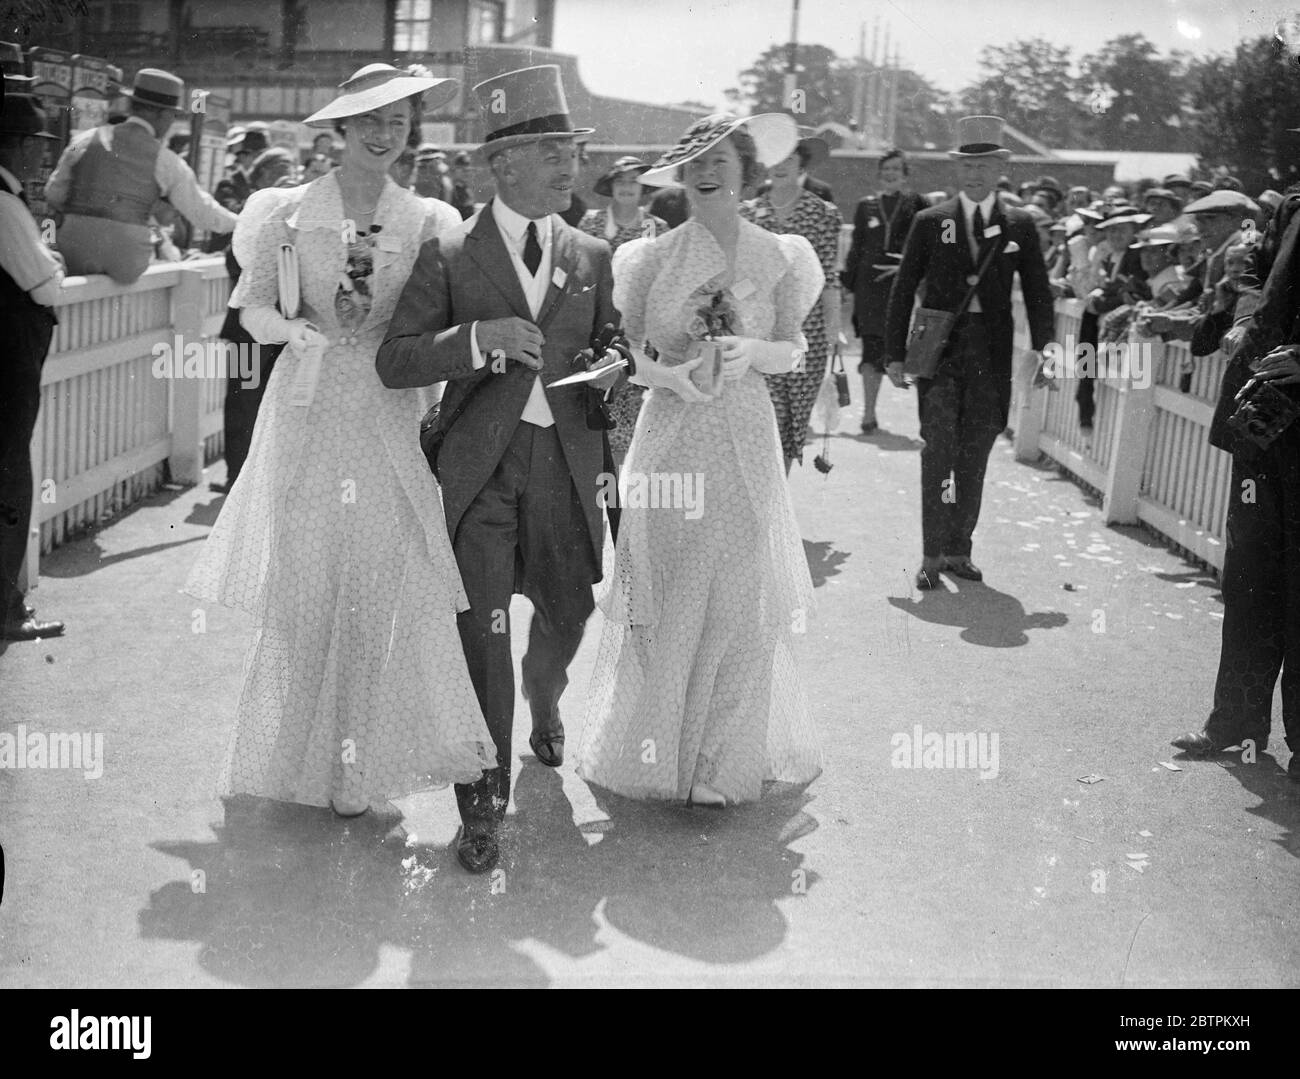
[628,348,713,402]
[240,305,326,352]
[716,336,805,376]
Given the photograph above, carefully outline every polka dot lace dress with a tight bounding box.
[185,175,494,811]
[577,219,826,803]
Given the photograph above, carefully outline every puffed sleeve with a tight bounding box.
[229,192,296,310]
[419,196,462,243]
[612,234,662,344]
[772,233,825,345]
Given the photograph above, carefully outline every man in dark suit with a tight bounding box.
[378,65,622,873]
[884,116,1055,589]
[1171,192,1300,779]
[0,96,65,641]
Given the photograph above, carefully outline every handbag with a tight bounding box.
[904,233,1004,380]
[831,345,851,406]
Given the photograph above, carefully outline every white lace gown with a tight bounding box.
[185,174,495,809]
[577,219,826,803]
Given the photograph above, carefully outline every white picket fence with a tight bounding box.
[21,258,232,591]
[21,259,1236,599]
[1008,297,1234,572]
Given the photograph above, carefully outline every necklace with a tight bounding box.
[769,186,801,212]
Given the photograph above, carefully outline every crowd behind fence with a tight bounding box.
[22,256,1235,593]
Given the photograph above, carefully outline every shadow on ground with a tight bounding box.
[138,760,819,987]
[888,581,1070,647]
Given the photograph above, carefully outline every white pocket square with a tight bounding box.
[1003,241,1021,254]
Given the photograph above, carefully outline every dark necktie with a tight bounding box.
[524,220,542,276]
[971,204,985,263]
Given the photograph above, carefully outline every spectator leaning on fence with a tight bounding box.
[45,68,237,285]
[0,95,65,643]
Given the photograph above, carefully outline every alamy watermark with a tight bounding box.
[0,725,103,779]
[1041,335,1153,389]
[891,724,1000,779]
[152,335,264,389]
[596,471,705,520]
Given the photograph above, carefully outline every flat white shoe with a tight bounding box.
[330,798,369,818]
[688,783,726,807]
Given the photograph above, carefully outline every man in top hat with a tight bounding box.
[884,116,1055,589]
[0,95,65,641]
[378,64,623,874]
[45,68,237,284]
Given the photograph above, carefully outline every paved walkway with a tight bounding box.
[1,368,1297,987]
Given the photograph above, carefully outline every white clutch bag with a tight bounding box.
[277,242,300,319]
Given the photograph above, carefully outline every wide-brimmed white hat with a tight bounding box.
[639,113,798,188]
[304,64,458,127]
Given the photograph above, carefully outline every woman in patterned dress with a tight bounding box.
[578,156,668,465]
[186,66,495,817]
[741,134,842,472]
[577,115,825,807]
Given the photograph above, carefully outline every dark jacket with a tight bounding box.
[841,190,927,339]
[884,195,1055,368]
[376,202,620,575]
[1209,196,1300,456]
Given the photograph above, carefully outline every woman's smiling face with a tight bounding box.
[684,137,744,210]
[343,99,411,173]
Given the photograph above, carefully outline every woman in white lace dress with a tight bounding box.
[577,115,825,806]
[186,66,495,816]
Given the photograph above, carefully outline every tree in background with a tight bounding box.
[1077,34,1192,152]
[733,43,953,149]
[1189,35,1300,193]
[959,38,1087,148]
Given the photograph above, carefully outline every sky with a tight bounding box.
[551,0,1288,109]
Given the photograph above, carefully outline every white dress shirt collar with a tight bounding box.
[122,115,156,135]
[492,195,552,251]
[0,164,21,196]
[958,190,997,220]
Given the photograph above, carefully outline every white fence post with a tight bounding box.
[169,266,205,485]
[1102,334,1157,525]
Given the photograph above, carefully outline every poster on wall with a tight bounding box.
[24,45,72,219]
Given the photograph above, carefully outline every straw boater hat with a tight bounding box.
[639,112,799,188]
[472,65,593,160]
[593,155,651,197]
[121,68,185,110]
[949,115,1012,159]
[304,63,458,127]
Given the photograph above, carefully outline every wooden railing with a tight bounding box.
[21,261,1238,600]
[1009,297,1234,572]
[22,258,232,592]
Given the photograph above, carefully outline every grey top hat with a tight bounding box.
[473,65,594,160]
[949,116,1012,160]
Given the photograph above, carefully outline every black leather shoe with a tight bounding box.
[529,725,565,768]
[942,557,983,582]
[915,566,942,590]
[453,824,499,874]
[1,615,65,641]
[1170,731,1230,758]
[1288,756,1300,783]
[860,420,878,435]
